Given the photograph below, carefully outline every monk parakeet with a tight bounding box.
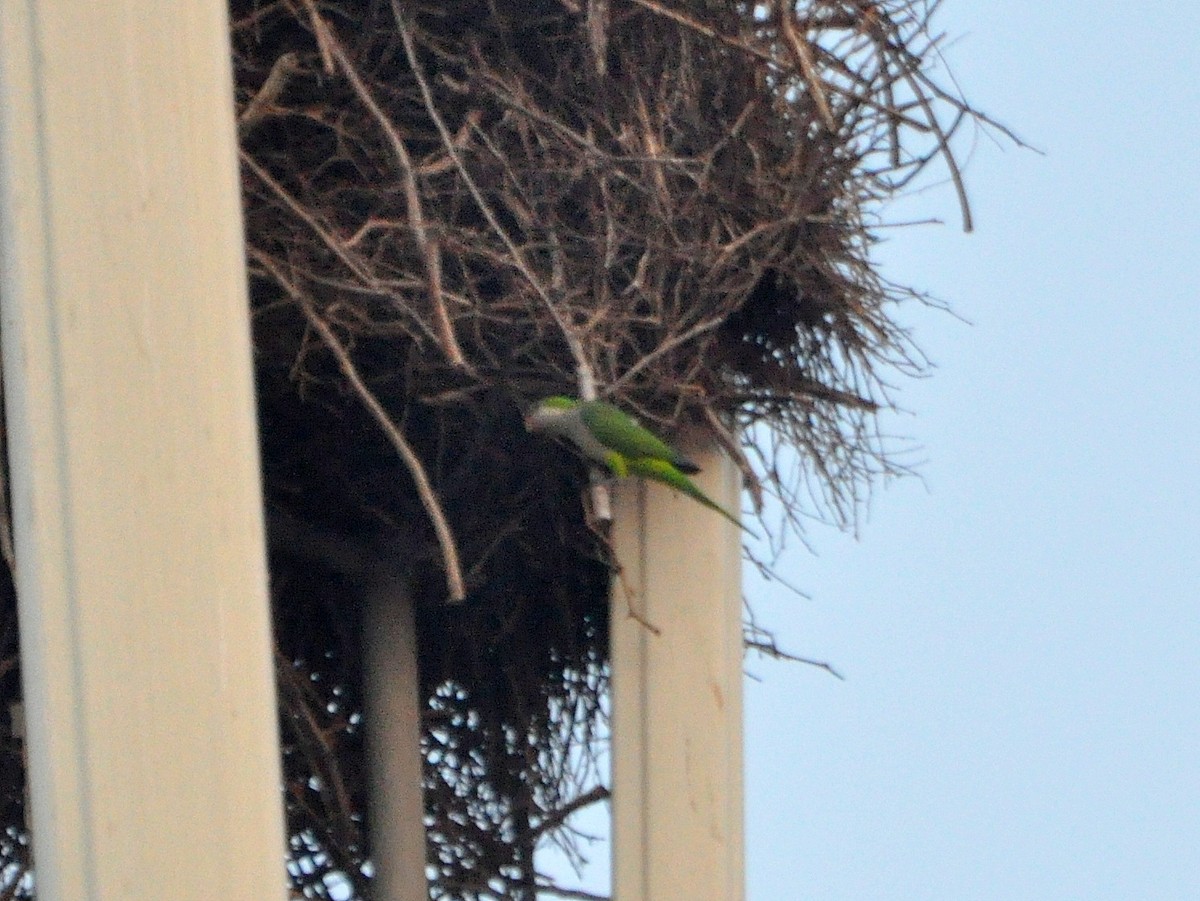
[524,396,750,532]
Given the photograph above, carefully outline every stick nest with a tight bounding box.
[0,1,1006,897]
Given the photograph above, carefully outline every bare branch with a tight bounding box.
[240,150,375,284]
[238,51,301,135]
[253,251,467,603]
[389,0,598,397]
[529,784,610,839]
[304,2,467,366]
[779,3,838,133]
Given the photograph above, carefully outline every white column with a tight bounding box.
[0,3,287,899]
[610,441,745,901]
[363,575,427,901]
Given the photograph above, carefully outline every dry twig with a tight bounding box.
[253,251,467,603]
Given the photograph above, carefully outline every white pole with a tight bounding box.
[0,3,287,899]
[363,575,428,901]
[610,440,745,901]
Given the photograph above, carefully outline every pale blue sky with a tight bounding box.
[747,2,1200,899]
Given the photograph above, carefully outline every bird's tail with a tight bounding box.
[627,458,757,537]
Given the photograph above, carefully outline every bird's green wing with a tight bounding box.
[579,401,698,471]
[627,457,757,536]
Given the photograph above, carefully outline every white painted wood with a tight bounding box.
[363,575,427,901]
[0,2,287,899]
[610,440,745,901]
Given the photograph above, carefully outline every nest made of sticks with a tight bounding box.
[0,1,1013,898]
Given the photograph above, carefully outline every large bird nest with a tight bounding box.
[0,1,1012,898]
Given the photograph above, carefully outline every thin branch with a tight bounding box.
[253,251,467,603]
[389,0,596,396]
[899,67,973,232]
[745,635,845,681]
[586,0,610,76]
[304,2,467,367]
[532,880,610,901]
[529,784,610,839]
[779,3,838,132]
[626,0,777,66]
[238,50,301,135]
[240,150,375,284]
[608,315,727,394]
[275,650,361,849]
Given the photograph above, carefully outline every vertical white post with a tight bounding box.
[363,575,427,901]
[0,3,287,900]
[610,440,745,901]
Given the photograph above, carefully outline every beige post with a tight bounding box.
[0,3,287,899]
[363,575,428,901]
[610,441,745,901]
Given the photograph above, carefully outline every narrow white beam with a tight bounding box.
[610,440,745,901]
[363,575,427,901]
[0,3,287,899]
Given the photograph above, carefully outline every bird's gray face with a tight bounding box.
[524,398,580,436]
[523,404,561,433]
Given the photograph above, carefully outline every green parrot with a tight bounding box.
[524,396,751,533]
